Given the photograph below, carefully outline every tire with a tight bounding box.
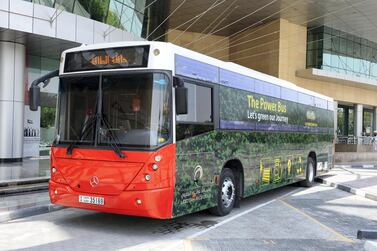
[300,157,315,187]
[209,168,236,216]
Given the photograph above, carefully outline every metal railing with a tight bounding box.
[337,136,377,145]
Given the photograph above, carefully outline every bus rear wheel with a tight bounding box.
[209,168,236,216]
[300,157,315,187]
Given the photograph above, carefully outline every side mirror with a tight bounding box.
[175,87,188,115]
[173,77,188,115]
[29,85,40,111]
[28,69,59,111]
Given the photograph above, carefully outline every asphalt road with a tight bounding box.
[1,184,376,251]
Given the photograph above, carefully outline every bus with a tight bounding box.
[29,41,334,219]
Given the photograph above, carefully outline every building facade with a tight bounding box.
[1,0,377,163]
[0,0,167,162]
[164,0,377,147]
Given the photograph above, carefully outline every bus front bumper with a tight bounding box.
[49,181,174,219]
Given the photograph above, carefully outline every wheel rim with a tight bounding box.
[221,177,235,208]
[308,162,314,182]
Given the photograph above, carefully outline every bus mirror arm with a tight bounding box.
[29,69,59,111]
[173,76,184,88]
[173,77,188,115]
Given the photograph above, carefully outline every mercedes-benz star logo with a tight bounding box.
[90,176,100,187]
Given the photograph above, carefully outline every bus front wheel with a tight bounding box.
[209,168,236,216]
[300,157,315,187]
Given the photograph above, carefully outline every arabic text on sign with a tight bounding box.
[90,54,129,66]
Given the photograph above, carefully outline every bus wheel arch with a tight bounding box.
[308,151,317,177]
[209,159,244,216]
[300,152,317,187]
[223,159,244,207]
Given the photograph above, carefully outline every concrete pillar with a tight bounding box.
[354,104,363,137]
[0,41,25,162]
[374,107,377,134]
[333,101,338,136]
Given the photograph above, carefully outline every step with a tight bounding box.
[0,182,49,196]
[0,177,50,187]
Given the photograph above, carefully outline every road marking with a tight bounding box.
[279,199,354,244]
[165,188,301,251]
[183,238,193,251]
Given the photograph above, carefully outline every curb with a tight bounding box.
[0,204,64,223]
[334,164,377,169]
[365,241,377,251]
[316,177,377,202]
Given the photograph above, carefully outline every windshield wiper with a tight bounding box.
[66,114,126,159]
[99,115,126,159]
[66,115,97,155]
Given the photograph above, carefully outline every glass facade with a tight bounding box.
[307,26,377,80]
[23,0,168,39]
[363,109,374,136]
[337,106,354,136]
[27,55,60,155]
[337,105,375,137]
[308,27,377,139]
[20,0,168,157]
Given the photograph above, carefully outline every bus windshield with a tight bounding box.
[56,72,171,148]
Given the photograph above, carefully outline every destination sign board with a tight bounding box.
[64,46,149,72]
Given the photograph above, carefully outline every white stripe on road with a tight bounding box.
[166,188,301,251]
[187,188,300,240]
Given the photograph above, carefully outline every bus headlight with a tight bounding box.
[152,164,158,171]
[154,155,162,162]
[145,174,151,181]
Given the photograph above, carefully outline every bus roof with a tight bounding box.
[61,41,333,102]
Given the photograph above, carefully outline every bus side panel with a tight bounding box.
[171,130,333,217]
[217,84,334,196]
[171,84,334,217]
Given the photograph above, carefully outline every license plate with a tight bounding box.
[79,195,105,205]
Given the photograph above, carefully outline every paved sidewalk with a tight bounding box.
[315,166,377,250]
[317,167,377,202]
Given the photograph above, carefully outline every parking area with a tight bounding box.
[1,183,376,251]
[187,185,376,251]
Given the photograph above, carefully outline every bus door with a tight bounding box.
[173,80,217,216]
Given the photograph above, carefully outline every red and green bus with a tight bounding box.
[29,41,334,219]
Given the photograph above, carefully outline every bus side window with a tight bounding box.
[176,82,213,141]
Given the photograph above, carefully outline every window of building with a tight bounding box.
[363,109,374,136]
[307,26,377,80]
[337,105,354,136]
